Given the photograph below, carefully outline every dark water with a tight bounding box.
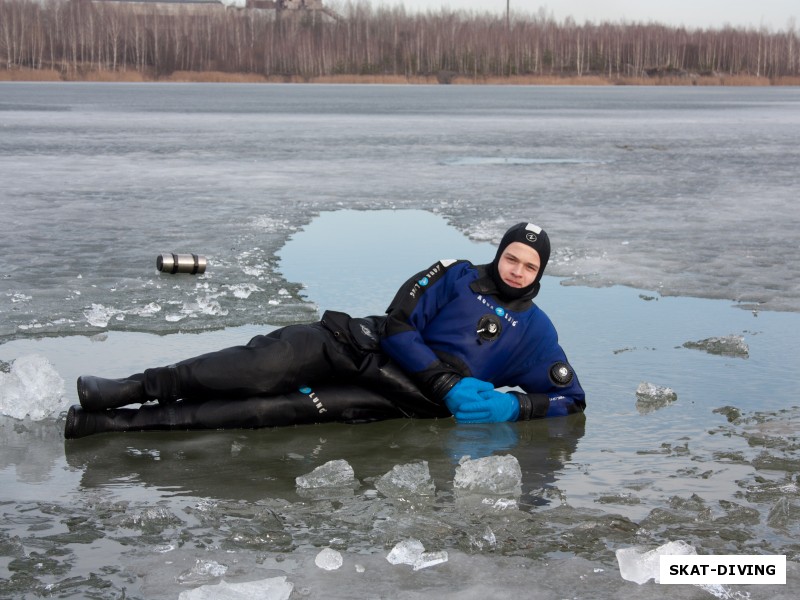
[1,84,800,599]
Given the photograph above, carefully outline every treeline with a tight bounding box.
[1,0,799,81]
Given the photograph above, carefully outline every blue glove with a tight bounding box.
[444,377,495,416]
[454,389,520,423]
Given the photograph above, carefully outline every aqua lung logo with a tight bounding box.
[409,265,442,299]
[475,295,518,327]
[526,232,537,243]
[299,386,327,414]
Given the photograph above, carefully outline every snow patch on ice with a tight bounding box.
[683,335,749,358]
[224,283,263,299]
[83,302,162,327]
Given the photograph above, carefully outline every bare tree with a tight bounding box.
[1,0,798,81]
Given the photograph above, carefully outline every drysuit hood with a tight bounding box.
[488,222,551,301]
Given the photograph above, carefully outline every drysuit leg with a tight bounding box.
[65,385,407,438]
[140,322,359,402]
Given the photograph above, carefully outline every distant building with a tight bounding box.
[93,0,225,14]
[92,0,340,19]
[245,0,340,20]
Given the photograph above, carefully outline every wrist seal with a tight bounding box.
[511,392,551,420]
[429,373,462,402]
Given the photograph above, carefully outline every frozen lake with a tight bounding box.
[1,83,800,599]
[1,83,799,343]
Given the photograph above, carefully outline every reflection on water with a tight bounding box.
[62,416,585,506]
[1,209,800,598]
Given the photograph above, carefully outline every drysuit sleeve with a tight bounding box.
[511,347,586,420]
[381,260,468,401]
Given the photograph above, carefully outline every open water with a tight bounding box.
[1,83,799,599]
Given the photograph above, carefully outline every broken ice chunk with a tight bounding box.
[616,540,696,584]
[176,559,228,585]
[0,354,65,420]
[386,539,426,566]
[635,382,677,414]
[374,461,435,497]
[386,539,448,570]
[453,454,522,495]
[295,459,356,489]
[314,547,343,571]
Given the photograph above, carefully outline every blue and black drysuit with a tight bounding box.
[69,220,587,438]
[380,259,585,420]
[67,256,584,437]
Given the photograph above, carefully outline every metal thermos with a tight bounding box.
[156,253,207,275]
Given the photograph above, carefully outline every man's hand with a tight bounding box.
[444,377,495,415]
[454,389,520,423]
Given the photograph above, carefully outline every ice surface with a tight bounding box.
[0,354,65,420]
[314,548,343,571]
[453,454,522,495]
[2,86,800,599]
[635,382,677,414]
[442,157,602,166]
[615,540,696,584]
[2,85,800,346]
[177,576,293,600]
[295,459,357,489]
[683,335,749,358]
[386,539,448,571]
[374,461,436,498]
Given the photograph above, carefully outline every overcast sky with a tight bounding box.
[362,1,798,31]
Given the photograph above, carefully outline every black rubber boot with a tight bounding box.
[65,404,117,439]
[77,375,146,411]
[65,403,183,439]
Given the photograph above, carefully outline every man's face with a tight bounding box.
[496,242,541,289]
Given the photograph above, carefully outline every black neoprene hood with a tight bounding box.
[489,222,551,300]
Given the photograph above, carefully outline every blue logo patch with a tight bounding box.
[495,307,506,317]
[418,277,429,286]
[299,386,312,395]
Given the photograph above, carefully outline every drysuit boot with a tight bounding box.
[77,375,147,411]
[65,403,203,439]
